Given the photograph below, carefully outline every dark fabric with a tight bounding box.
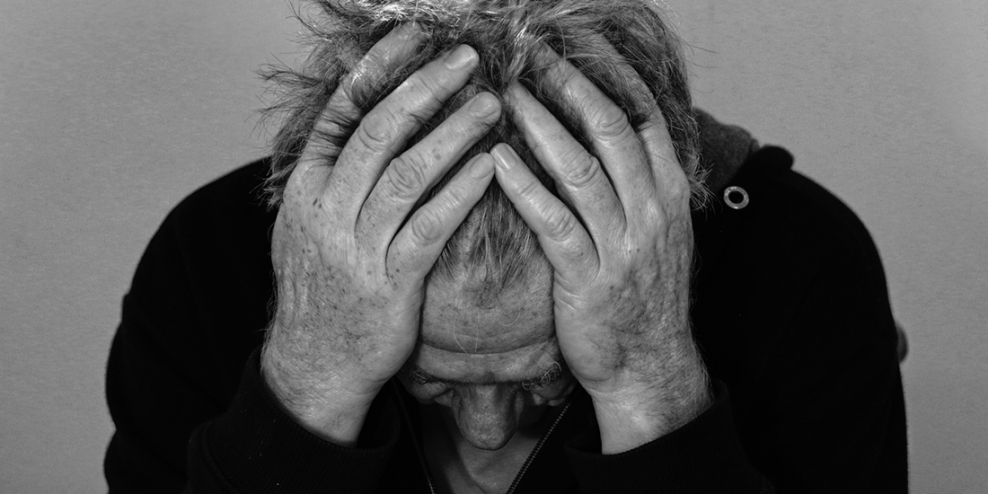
[105,120,907,493]
[694,108,761,194]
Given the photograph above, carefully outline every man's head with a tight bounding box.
[403,257,571,449]
[264,0,700,449]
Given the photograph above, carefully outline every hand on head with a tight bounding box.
[263,22,708,452]
[492,51,710,453]
[263,24,500,445]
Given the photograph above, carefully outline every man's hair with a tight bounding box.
[263,0,702,305]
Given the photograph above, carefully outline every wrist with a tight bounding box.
[590,355,711,453]
[261,343,376,447]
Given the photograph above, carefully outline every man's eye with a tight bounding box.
[407,369,447,387]
[522,362,562,390]
[520,379,542,390]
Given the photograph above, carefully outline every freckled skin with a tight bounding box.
[264,25,709,473]
[490,58,711,454]
[260,33,504,447]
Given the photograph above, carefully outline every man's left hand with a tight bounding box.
[491,56,711,454]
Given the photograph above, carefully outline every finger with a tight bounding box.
[536,50,657,209]
[491,143,599,281]
[505,83,624,241]
[297,23,428,176]
[327,44,481,217]
[357,92,501,250]
[582,36,692,208]
[639,106,692,208]
[388,153,495,279]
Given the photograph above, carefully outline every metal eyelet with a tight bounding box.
[723,186,749,210]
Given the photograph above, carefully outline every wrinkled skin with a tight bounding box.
[491,62,710,451]
[400,260,576,452]
[262,26,502,444]
[262,23,710,456]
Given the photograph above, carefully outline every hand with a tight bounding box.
[491,56,710,453]
[262,26,501,445]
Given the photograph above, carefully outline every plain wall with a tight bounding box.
[1,0,985,492]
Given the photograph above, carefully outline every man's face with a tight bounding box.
[398,259,576,451]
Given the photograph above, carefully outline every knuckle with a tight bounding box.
[554,144,586,168]
[311,111,340,139]
[403,73,445,109]
[543,205,578,240]
[463,93,501,121]
[516,175,545,199]
[354,112,397,153]
[409,208,446,245]
[459,107,499,133]
[590,103,632,140]
[441,184,471,209]
[344,55,386,107]
[383,155,429,199]
[665,171,692,206]
[563,155,602,188]
[285,164,329,203]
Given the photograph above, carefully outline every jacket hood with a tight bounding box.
[694,108,760,195]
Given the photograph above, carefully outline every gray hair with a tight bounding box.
[262,0,702,305]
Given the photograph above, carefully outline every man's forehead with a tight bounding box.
[406,337,562,384]
[420,260,554,354]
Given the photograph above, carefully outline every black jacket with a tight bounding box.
[105,118,907,493]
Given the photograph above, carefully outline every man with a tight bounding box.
[104,0,908,492]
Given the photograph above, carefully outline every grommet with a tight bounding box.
[723,186,749,210]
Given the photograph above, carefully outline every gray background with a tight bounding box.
[1,0,986,491]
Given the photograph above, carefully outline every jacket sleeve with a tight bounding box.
[729,168,909,493]
[563,153,907,493]
[564,381,772,493]
[564,307,904,494]
[184,350,401,493]
[104,161,401,493]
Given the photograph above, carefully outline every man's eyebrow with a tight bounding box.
[404,362,563,387]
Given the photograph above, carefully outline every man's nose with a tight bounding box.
[452,384,520,450]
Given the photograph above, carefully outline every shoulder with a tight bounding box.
[133,158,276,296]
[144,158,275,261]
[130,156,277,292]
[690,148,907,491]
[108,160,282,483]
[167,158,276,236]
[762,150,879,257]
[691,145,897,384]
[123,159,277,389]
[131,156,277,308]
[694,146,885,285]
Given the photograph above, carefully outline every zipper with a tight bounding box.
[504,400,573,494]
[394,381,573,494]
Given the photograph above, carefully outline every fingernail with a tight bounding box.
[385,23,425,52]
[470,154,495,179]
[504,82,525,99]
[468,93,498,117]
[395,22,419,38]
[444,45,476,70]
[502,82,531,111]
[403,21,425,36]
[490,144,516,170]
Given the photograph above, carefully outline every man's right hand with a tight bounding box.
[261,25,501,446]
